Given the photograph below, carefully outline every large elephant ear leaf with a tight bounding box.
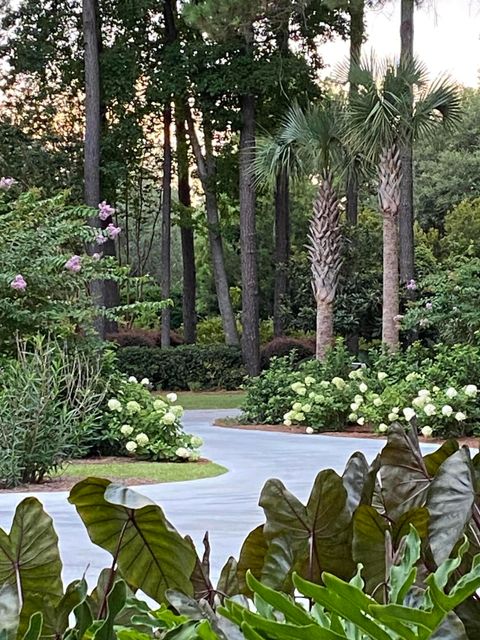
[342,452,370,516]
[380,424,430,520]
[353,505,390,600]
[0,498,63,637]
[423,440,459,477]
[426,449,475,566]
[236,526,268,596]
[69,478,196,603]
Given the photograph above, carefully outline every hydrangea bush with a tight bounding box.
[105,378,202,461]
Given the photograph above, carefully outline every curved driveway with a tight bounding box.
[0,410,436,587]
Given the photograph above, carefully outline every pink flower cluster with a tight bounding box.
[0,177,16,190]
[10,274,27,290]
[95,223,121,245]
[406,279,417,291]
[98,201,115,221]
[65,255,82,272]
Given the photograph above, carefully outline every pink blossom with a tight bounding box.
[106,223,121,239]
[64,255,82,272]
[92,252,102,261]
[425,302,433,310]
[406,279,417,291]
[0,177,16,190]
[96,234,108,245]
[98,200,115,221]
[10,274,27,290]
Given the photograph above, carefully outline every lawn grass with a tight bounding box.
[55,460,227,483]
[157,390,246,410]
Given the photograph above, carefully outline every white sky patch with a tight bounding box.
[320,0,480,88]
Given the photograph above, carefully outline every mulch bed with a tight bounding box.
[214,419,480,449]
[1,456,211,493]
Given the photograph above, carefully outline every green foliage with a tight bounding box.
[241,340,354,424]
[442,198,480,258]
[403,258,480,344]
[0,336,109,488]
[101,380,202,462]
[116,345,245,390]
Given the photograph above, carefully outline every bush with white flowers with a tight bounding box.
[104,380,202,461]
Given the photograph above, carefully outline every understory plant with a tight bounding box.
[102,378,203,461]
[0,336,109,488]
[3,427,480,638]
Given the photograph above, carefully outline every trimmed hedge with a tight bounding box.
[107,328,184,348]
[260,336,315,368]
[115,344,245,390]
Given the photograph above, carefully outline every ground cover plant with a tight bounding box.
[2,426,480,639]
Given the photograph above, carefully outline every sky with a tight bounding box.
[321,0,480,87]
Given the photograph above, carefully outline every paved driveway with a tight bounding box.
[0,410,436,587]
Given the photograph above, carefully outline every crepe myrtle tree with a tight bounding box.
[347,57,461,351]
[255,100,345,360]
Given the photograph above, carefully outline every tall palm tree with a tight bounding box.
[255,101,344,360]
[347,57,461,351]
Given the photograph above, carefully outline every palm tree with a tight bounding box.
[347,57,461,351]
[255,101,344,360]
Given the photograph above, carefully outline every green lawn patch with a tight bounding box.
[55,460,227,484]
[159,390,246,410]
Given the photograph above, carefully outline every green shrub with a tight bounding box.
[100,379,202,461]
[115,344,245,390]
[260,336,315,368]
[0,336,108,488]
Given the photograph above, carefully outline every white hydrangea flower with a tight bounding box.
[418,389,430,398]
[295,412,306,422]
[128,376,138,384]
[153,398,167,410]
[423,403,436,417]
[136,433,149,446]
[190,436,203,448]
[455,412,467,422]
[373,398,383,407]
[108,398,122,412]
[406,372,419,382]
[348,370,357,380]
[403,407,416,422]
[305,427,314,434]
[314,394,325,402]
[302,404,312,413]
[412,396,427,409]
[446,387,458,399]
[348,413,358,422]
[331,377,345,390]
[464,385,478,397]
[441,405,453,417]
[120,424,133,436]
[166,392,178,403]
[432,386,440,393]
[392,407,400,413]
[304,376,316,386]
[293,402,303,411]
[309,391,316,399]
[140,378,150,386]
[284,419,292,426]
[163,412,176,425]
[320,381,330,388]
[359,383,368,393]
[378,423,388,433]
[126,441,137,453]
[388,412,399,422]
[175,447,190,459]
[172,405,184,417]
[354,395,364,404]
[357,417,365,426]
[126,400,141,414]
[350,402,360,412]
[421,426,433,438]
[283,411,293,421]
[377,372,388,381]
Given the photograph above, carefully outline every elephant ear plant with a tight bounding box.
[1,425,480,639]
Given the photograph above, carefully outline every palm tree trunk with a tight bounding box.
[239,93,260,375]
[82,0,118,338]
[378,146,401,351]
[316,299,334,361]
[273,169,289,337]
[309,174,342,361]
[399,0,415,286]
[175,104,196,344]
[186,110,239,346]
[160,105,172,347]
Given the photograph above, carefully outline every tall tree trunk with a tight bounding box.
[273,169,289,337]
[399,0,415,285]
[160,105,172,348]
[309,173,342,361]
[378,146,401,351]
[82,0,118,338]
[346,0,364,226]
[176,103,196,344]
[239,94,260,376]
[186,110,239,346]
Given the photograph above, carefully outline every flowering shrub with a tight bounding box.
[104,378,202,461]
